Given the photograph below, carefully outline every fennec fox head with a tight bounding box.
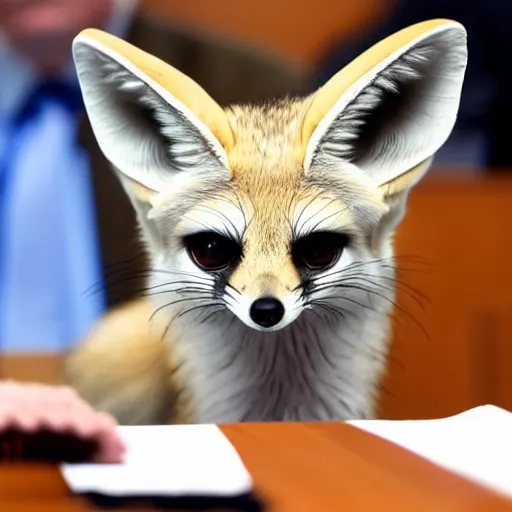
[73,21,467,333]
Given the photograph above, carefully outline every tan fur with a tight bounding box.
[226,100,306,298]
[65,98,394,422]
[66,20,467,423]
[64,298,193,425]
[77,28,235,153]
[205,100,385,300]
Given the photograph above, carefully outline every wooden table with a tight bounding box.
[0,422,511,511]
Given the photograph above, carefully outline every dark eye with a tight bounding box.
[292,232,348,271]
[184,232,241,271]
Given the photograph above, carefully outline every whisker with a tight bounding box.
[292,190,324,239]
[149,295,216,322]
[195,204,242,243]
[225,282,241,295]
[339,275,428,311]
[310,294,374,313]
[307,301,348,321]
[305,206,344,235]
[310,268,429,308]
[143,288,213,298]
[200,308,226,324]
[182,215,226,237]
[223,287,238,302]
[175,302,226,321]
[83,268,213,297]
[296,196,342,237]
[162,303,225,341]
[312,282,428,339]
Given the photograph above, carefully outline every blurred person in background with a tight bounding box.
[0,0,138,353]
[315,0,512,170]
[0,0,307,357]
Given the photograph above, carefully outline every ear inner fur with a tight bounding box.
[75,28,235,153]
[300,19,462,155]
[378,158,433,202]
[298,18,466,179]
[123,176,159,205]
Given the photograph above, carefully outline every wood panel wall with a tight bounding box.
[379,173,512,419]
[141,0,391,67]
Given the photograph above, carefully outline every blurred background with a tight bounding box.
[1,0,511,421]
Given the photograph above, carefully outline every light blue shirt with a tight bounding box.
[0,1,137,353]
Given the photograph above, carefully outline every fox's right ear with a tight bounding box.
[301,19,467,202]
[72,29,234,206]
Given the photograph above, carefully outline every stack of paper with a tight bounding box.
[349,405,512,499]
[61,424,252,499]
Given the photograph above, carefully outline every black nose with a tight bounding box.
[250,297,285,328]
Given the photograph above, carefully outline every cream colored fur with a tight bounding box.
[64,20,468,423]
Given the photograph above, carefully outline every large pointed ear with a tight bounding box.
[301,19,467,200]
[72,29,234,204]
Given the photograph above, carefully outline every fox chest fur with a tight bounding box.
[65,20,467,425]
[157,293,393,423]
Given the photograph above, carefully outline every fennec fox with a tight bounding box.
[65,20,467,424]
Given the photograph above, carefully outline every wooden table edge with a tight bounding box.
[220,422,512,511]
[0,421,510,511]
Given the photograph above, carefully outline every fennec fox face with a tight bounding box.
[162,100,392,332]
[73,23,466,337]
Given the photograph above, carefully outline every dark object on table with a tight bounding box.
[0,427,97,463]
[85,492,265,511]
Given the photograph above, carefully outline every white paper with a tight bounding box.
[61,424,252,497]
[349,405,512,498]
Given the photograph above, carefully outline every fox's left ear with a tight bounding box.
[72,29,234,201]
[301,19,467,202]
[72,29,235,251]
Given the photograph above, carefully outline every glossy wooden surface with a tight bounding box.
[1,422,511,511]
[0,354,63,384]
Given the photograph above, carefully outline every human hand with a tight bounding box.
[0,381,126,463]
